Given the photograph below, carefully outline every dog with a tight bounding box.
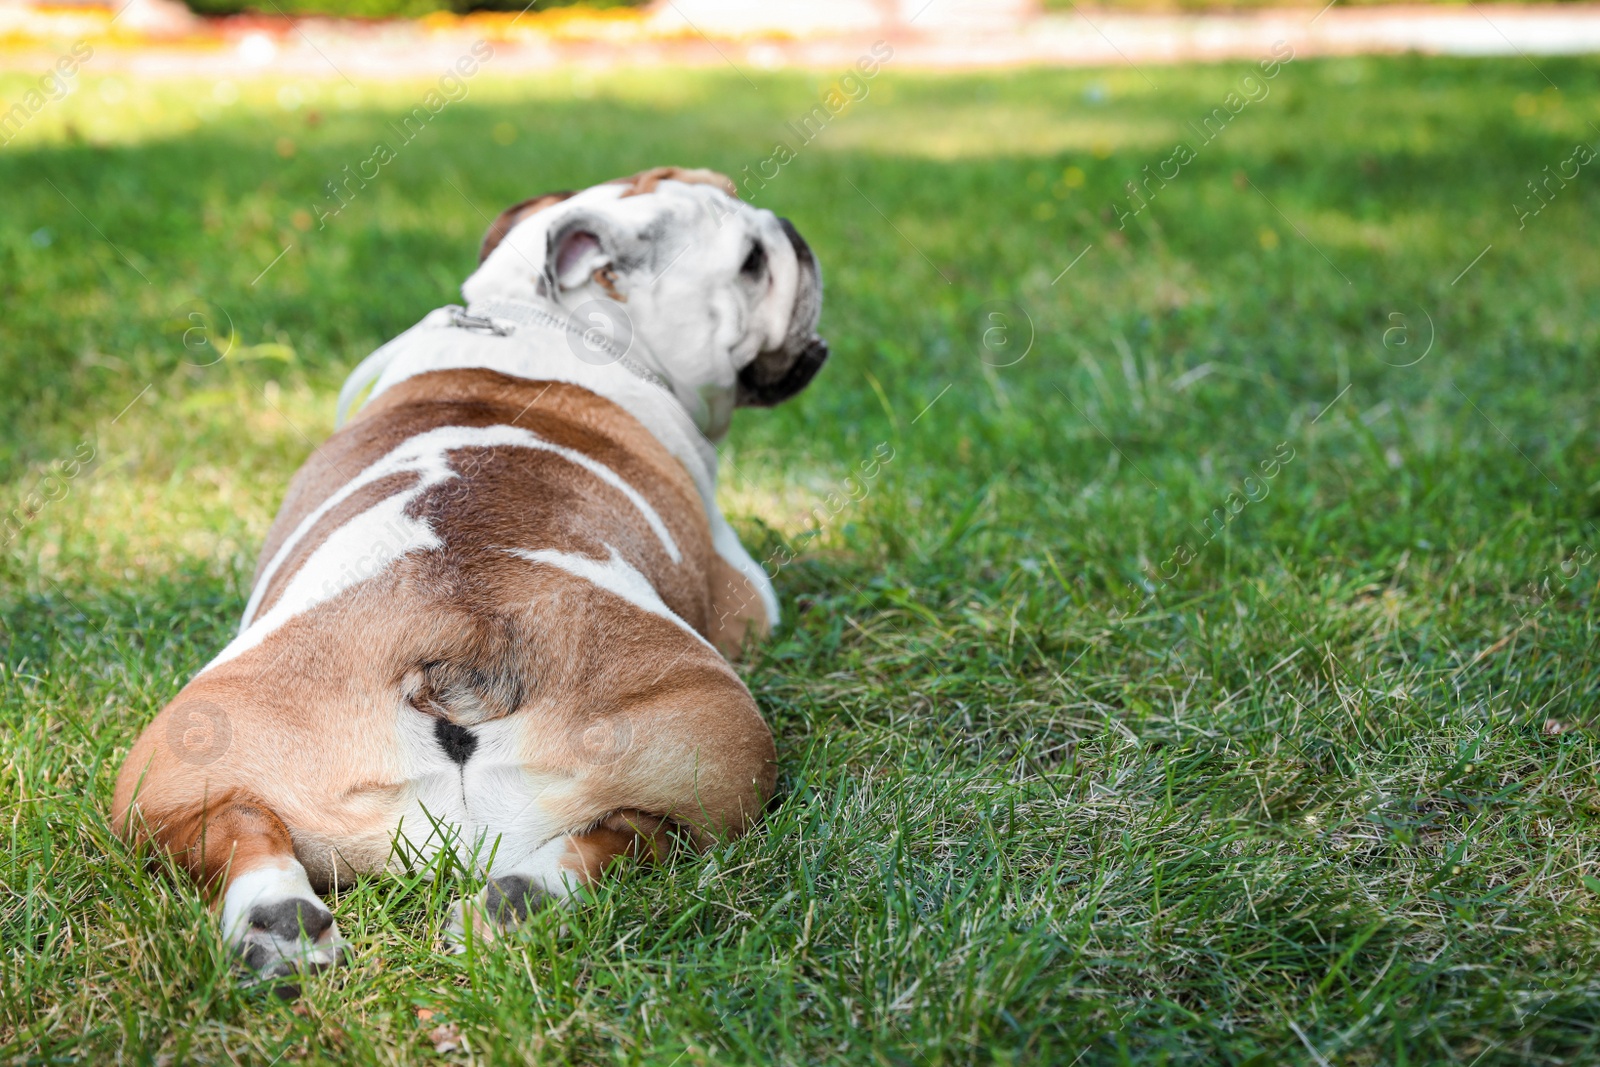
[112,166,827,982]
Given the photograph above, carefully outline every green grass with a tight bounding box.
[3,54,1600,1064]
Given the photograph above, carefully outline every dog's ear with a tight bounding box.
[738,217,828,407]
[545,212,620,292]
[553,229,603,287]
[479,191,576,264]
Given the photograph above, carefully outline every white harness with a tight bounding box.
[336,297,671,426]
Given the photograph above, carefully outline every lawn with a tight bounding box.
[3,51,1600,1065]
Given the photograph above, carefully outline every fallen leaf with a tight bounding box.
[430,1023,462,1054]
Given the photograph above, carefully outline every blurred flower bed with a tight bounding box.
[0,0,894,51]
[0,0,659,47]
[184,0,641,14]
[2,0,1595,67]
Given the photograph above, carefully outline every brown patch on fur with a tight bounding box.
[592,265,625,302]
[609,166,738,199]
[559,809,675,881]
[531,651,775,847]
[708,554,772,659]
[478,191,575,263]
[477,168,737,266]
[117,783,296,899]
[113,645,411,891]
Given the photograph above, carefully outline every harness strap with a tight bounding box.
[335,297,668,426]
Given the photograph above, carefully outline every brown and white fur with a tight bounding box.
[112,167,827,982]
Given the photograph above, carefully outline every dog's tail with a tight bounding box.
[400,612,528,727]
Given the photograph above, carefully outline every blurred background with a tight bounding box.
[6,0,1600,73]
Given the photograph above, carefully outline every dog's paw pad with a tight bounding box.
[444,876,550,952]
[485,875,547,925]
[248,898,335,943]
[232,897,350,986]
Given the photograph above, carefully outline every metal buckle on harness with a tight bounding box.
[448,306,516,337]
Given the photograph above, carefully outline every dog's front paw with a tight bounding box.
[222,867,350,994]
[444,875,550,953]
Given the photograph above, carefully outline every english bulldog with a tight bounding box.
[113,166,827,984]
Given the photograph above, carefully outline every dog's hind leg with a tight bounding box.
[210,802,351,987]
[444,655,776,950]
[445,809,673,949]
[115,787,350,988]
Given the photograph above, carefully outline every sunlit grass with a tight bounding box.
[4,56,1600,1063]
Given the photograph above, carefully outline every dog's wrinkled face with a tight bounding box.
[462,167,828,439]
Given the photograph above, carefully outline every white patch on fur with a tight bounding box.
[500,832,585,897]
[390,712,570,874]
[381,537,716,893]
[220,490,442,670]
[221,864,310,942]
[336,306,458,426]
[209,423,681,672]
[508,543,713,649]
[709,509,780,626]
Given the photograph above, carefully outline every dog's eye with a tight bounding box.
[740,244,767,280]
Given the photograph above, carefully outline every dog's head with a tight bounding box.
[462,166,827,439]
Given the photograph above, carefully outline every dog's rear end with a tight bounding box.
[112,168,825,982]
